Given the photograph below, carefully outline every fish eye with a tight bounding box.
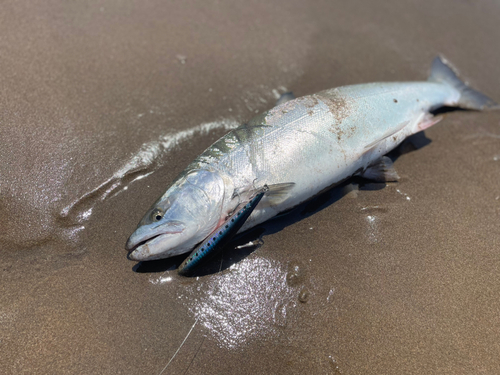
[151,208,164,222]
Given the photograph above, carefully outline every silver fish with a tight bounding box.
[126,56,497,261]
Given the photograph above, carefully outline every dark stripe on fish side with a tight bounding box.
[178,190,266,276]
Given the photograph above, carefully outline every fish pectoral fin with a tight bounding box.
[262,182,295,204]
[359,156,400,182]
[231,182,295,214]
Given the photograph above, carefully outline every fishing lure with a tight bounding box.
[178,185,269,275]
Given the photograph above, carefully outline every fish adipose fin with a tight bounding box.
[178,186,269,276]
[360,156,400,182]
[429,56,499,110]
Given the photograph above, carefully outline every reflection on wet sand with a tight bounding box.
[183,257,297,349]
[148,256,306,349]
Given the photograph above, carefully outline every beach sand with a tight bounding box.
[1,0,500,373]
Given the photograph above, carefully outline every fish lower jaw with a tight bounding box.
[128,243,164,261]
[127,233,194,261]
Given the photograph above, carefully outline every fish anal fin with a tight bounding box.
[416,113,443,132]
[360,156,400,182]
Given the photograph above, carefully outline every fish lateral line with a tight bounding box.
[177,186,268,276]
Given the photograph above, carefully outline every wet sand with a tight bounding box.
[1,0,500,373]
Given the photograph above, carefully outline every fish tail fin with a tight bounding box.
[428,56,499,110]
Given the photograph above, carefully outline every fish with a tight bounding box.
[125,56,498,262]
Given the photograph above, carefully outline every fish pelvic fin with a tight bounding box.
[429,56,499,110]
[359,156,400,182]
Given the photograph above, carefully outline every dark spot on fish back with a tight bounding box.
[393,99,398,103]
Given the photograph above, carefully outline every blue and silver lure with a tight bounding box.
[177,185,269,276]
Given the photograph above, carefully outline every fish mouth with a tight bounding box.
[125,221,186,260]
[127,233,178,261]
[126,233,163,252]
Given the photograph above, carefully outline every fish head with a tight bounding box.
[126,169,228,261]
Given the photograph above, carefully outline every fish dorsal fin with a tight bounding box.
[359,156,400,182]
[364,121,409,150]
